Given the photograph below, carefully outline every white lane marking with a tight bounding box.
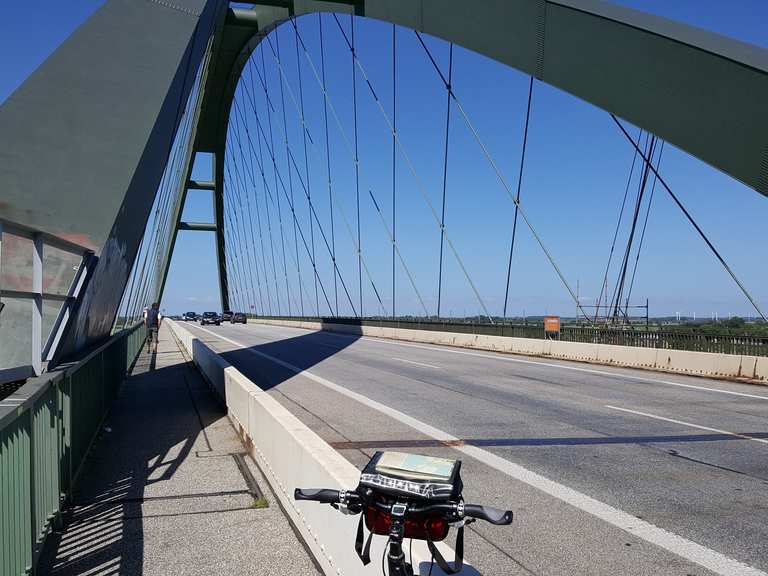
[297,329,768,401]
[391,357,442,370]
[194,323,766,576]
[605,405,768,446]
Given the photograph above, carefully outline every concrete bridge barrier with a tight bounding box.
[249,318,768,383]
[166,320,465,576]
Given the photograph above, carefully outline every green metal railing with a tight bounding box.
[558,325,768,356]
[0,323,145,576]
[249,315,768,357]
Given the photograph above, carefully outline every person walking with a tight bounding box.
[145,302,161,353]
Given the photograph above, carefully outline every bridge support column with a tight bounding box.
[213,151,229,311]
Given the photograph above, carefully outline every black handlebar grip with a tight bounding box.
[464,504,514,525]
[294,488,341,504]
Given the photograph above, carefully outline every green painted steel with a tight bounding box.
[0,323,145,576]
[252,316,768,357]
[195,1,768,199]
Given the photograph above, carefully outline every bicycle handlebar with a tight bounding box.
[294,488,512,525]
[407,502,513,525]
[464,504,513,525]
[294,488,341,503]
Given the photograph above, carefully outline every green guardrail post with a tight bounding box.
[28,404,37,576]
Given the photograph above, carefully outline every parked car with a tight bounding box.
[182,312,198,322]
[231,312,247,324]
[200,311,221,326]
[222,310,233,322]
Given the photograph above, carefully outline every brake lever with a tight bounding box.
[333,490,361,515]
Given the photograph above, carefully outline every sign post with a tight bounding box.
[544,316,561,339]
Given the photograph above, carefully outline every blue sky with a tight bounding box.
[3,1,767,319]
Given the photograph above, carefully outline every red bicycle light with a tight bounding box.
[365,506,392,535]
[365,507,450,541]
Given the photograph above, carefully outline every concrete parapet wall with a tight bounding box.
[249,318,767,384]
[166,320,460,576]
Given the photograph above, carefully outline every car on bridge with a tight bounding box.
[222,310,233,322]
[200,312,221,326]
[182,312,198,322]
[231,312,247,324]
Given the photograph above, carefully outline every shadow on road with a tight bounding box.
[218,328,361,391]
[328,432,768,450]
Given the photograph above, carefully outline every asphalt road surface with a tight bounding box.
[182,321,768,576]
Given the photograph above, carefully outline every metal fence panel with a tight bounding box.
[251,315,768,357]
[0,322,145,576]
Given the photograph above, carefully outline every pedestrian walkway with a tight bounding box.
[38,324,320,576]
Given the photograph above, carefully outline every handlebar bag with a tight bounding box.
[357,451,463,502]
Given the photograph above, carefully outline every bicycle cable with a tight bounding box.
[382,537,390,575]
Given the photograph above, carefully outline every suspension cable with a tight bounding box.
[236,90,341,316]
[248,65,283,315]
[605,130,650,322]
[625,141,665,311]
[260,44,292,316]
[229,114,266,312]
[129,97,195,320]
[369,189,429,316]
[227,112,266,315]
[222,169,250,312]
[502,76,534,319]
[224,146,265,315]
[227,133,274,316]
[611,114,767,321]
[263,25,392,317]
[233,97,313,314]
[332,17,495,322]
[240,69,276,314]
[287,18,426,319]
[282,125,386,316]
[227,125,271,314]
[611,134,657,319]
[120,231,146,324]
[260,36,357,315]
[223,189,247,313]
[129,114,185,317]
[319,13,339,315]
[594,127,643,322]
[225,152,258,312]
[293,18,319,316]
[294,19,428,320]
[350,15,363,317]
[244,57,360,316]
[391,23,397,319]
[414,30,591,323]
[275,29,304,316]
[123,34,204,322]
[234,99,280,315]
[436,43,454,318]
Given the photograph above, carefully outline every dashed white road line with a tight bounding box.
[391,357,442,370]
[194,323,767,576]
[605,405,768,446]
[244,323,768,401]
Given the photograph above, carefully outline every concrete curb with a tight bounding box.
[249,318,768,384]
[166,320,464,576]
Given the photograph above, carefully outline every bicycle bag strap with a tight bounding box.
[355,514,373,565]
[426,525,464,574]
